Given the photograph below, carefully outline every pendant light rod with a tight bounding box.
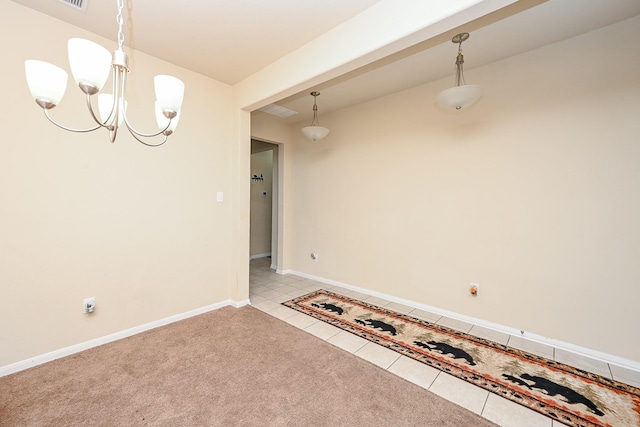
[24,0,185,146]
[309,91,321,126]
[452,32,469,87]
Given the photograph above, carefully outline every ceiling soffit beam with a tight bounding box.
[234,0,524,112]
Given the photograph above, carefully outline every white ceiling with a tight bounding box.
[11,0,640,125]
[11,0,382,84]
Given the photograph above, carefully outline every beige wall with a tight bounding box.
[284,16,640,362]
[1,3,234,366]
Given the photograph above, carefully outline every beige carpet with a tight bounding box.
[0,306,497,426]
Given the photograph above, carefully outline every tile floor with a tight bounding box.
[248,258,640,427]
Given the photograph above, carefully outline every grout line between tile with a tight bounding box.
[479,392,491,419]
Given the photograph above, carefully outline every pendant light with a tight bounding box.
[301,91,329,141]
[24,0,185,146]
[436,32,483,110]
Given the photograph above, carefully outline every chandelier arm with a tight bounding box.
[85,90,112,128]
[43,109,102,133]
[102,67,122,127]
[123,115,172,138]
[119,67,172,139]
[127,131,169,147]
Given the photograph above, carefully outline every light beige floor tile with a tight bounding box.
[259,289,288,300]
[436,316,473,333]
[249,276,274,285]
[384,301,414,315]
[251,300,281,312]
[284,288,312,298]
[284,312,319,329]
[408,308,442,323]
[364,296,391,307]
[249,295,267,304]
[482,393,552,427]
[262,281,288,290]
[249,286,271,297]
[266,306,299,321]
[610,364,640,388]
[327,330,369,353]
[428,372,489,415]
[507,335,555,359]
[469,325,510,346]
[272,284,299,295]
[554,349,612,378]
[304,321,342,340]
[387,355,440,389]
[354,342,401,369]
[276,276,300,284]
[343,290,372,301]
[296,284,322,292]
[269,293,295,304]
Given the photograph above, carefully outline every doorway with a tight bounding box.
[250,140,279,270]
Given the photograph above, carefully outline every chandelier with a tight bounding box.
[301,91,330,142]
[436,32,483,110]
[24,0,185,146]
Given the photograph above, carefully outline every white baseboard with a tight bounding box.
[249,253,271,260]
[233,298,251,308]
[289,270,640,373]
[0,299,247,377]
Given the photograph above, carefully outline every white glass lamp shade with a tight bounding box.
[155,101,180,133]
[24,60,68,107]
[436,84,483,110]
[68,38,112,92]
[301,125,330,142]
[154,75,185,114]
[97,93,127,126]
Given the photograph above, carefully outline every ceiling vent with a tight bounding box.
[259,104,298,118]
[56,0,88,12]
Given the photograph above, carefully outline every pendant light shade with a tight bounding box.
[25,60,68,108]
[436,84,484,110]
[154,75,185,115]
[301,91,329,141]
[437,32,483,110]
[68,38,112,93]
[301,125,330,142]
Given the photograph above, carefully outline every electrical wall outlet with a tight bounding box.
[83,297,96,314]
[469,283,479,296]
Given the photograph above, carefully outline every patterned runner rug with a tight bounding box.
[283,290,640,427]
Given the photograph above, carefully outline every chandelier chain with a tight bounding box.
[116,0,125,50]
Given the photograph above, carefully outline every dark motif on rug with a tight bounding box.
[414,340,477,366]
[283,289,640,427]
